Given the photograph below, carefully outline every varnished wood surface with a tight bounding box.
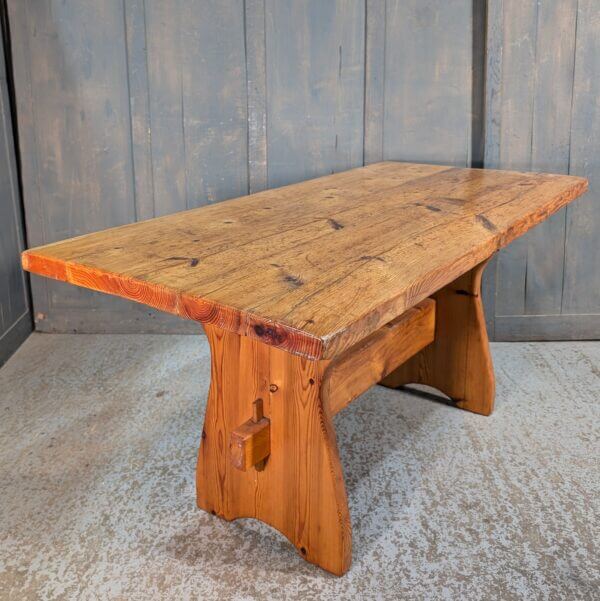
[22,162,587,359]
[321,298,435,416]
[197,324,351,575]
[229,404,271,472]
[381,260,495,415]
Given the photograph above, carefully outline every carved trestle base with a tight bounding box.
[196,260,495,575]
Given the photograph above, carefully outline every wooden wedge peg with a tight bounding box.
[230,398,270,471]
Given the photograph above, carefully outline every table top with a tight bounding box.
[22,162,588,359]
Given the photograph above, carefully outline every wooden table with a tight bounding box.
[22,162,588,575]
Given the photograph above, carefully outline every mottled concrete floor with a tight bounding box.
[0,334,598,600]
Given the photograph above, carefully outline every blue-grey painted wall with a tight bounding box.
[485,0,600,340]
[0,25,31,366]
[5,0,600,340]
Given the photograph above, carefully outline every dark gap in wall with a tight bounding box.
[472,0,496,339]
[471,0,487,168]
[0,0,33,325]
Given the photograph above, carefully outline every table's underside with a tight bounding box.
[22,162,587,360]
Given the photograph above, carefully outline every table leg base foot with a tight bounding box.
[380,259,495,416]
[196,324,352,575]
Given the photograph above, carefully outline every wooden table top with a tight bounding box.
[22,162,587,359]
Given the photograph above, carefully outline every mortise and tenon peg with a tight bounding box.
[230,398,271,471]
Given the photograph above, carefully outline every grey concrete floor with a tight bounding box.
[0,334,598,600]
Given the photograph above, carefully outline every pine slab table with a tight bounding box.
[22,162,588,575]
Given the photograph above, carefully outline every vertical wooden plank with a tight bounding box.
[0,41,24,325]
[265,0,365,188]
[383,0,472,165]
[245,0,268,194]
[484,0,504,170]
[143,2,185,216]
[179,0,248,208]
[481,0,504,339]
[8,0,137,330]
[145,0,248,215]
[363,0,385,165]
[562,0,600,315]
[124,0,155,221]
[481,254,498,340]
[524,1,577,316]
[495,0,538,170]
[6,0,48,322]
[0,27,31,363]
[493,0,538,318]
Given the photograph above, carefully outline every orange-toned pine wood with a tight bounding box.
[197,324,351,575]
[321,299,436,416]
[380,259,495,416]
[229,409,270,472]
[21,162,588,360]
[20,163,590,574]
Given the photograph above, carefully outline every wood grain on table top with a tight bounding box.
[22,162,588,359]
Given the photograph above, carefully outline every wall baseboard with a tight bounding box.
[0,311,32,366]
[494,314,600,341]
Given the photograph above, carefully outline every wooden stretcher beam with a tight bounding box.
[321,298,436,416]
